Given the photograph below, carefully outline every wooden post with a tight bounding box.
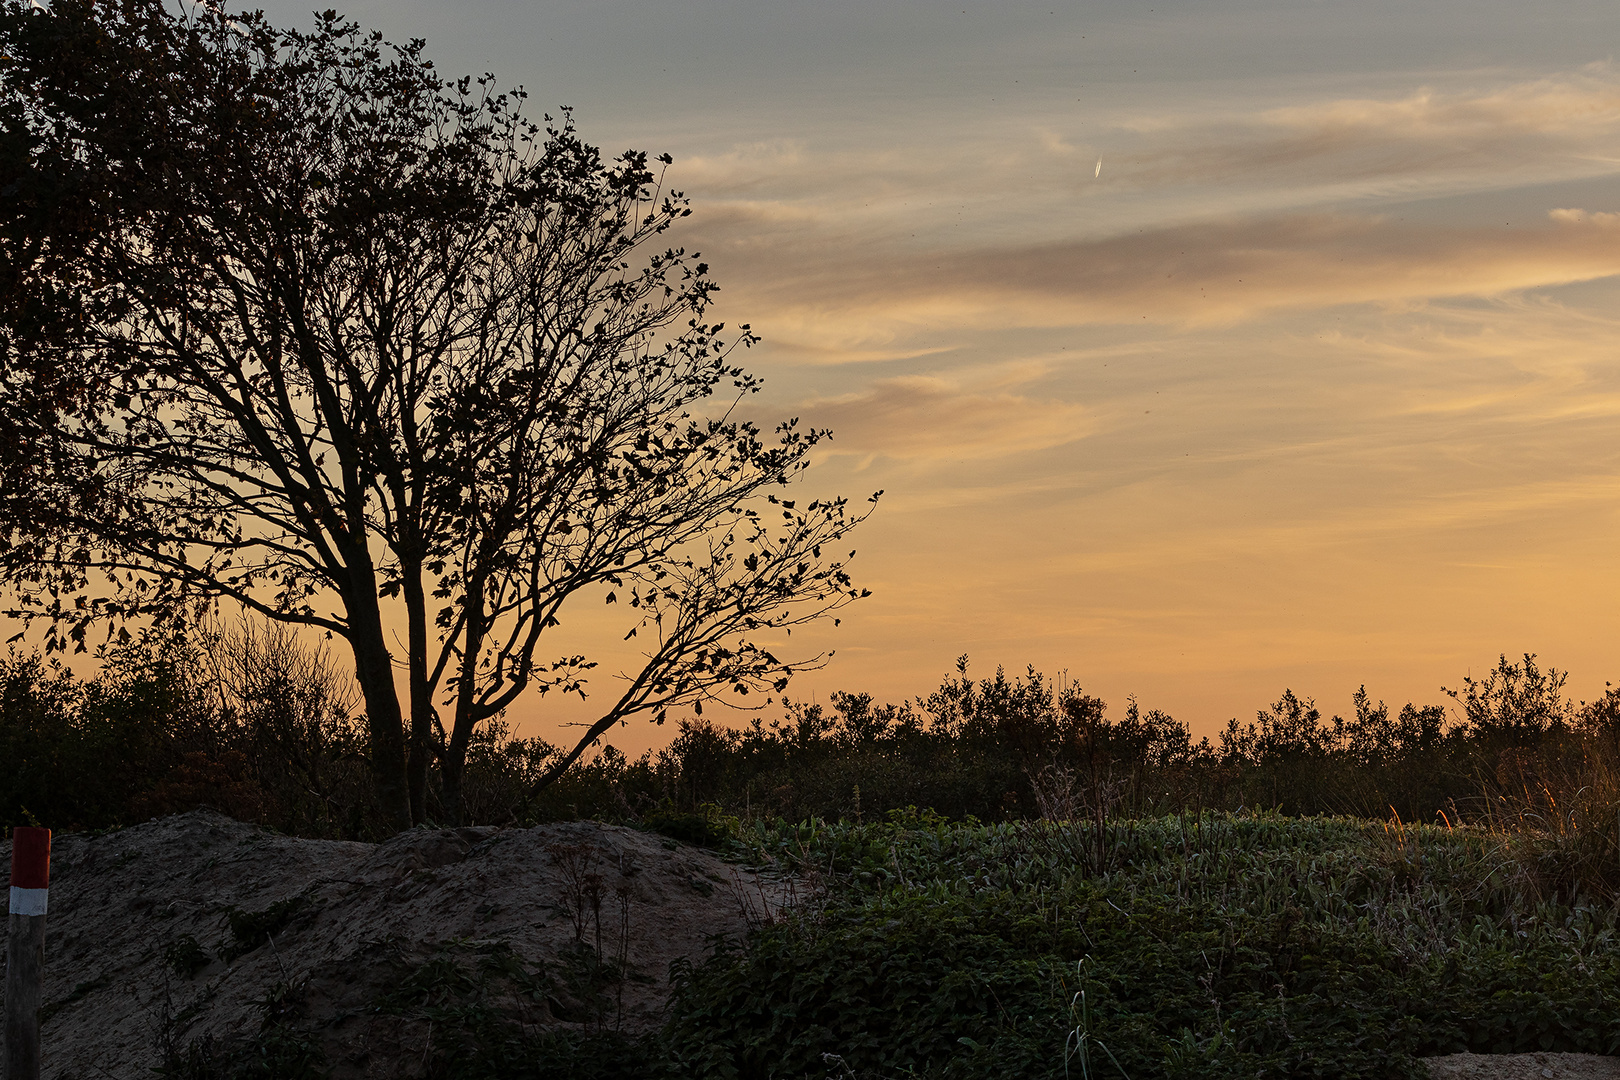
[5,827,49,1080]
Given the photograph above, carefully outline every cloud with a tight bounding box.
[664,71,1620,353]
[671,68,1620,246]
[720,211,1620,348]
[1263,73,1620,139]
[756,339,959,366]
[1114,69,1620,193]
[800,374,1090,462]
[1549,207,1620,227]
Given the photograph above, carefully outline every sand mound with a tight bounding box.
[5,810,791,1078]
[1425,1053,1620,1079]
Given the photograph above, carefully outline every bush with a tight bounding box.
[0,625,385,837]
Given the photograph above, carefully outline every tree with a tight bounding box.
[0,0,875,829]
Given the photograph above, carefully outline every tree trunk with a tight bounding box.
[346,605,412,832]
[442,585,487,828]
[441,753,465,828]
[440,688,476,827]
[403,567,434,826]
[406,722,432,826]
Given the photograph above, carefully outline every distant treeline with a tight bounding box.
[587,653,1620,836]
[5,626,1620,839]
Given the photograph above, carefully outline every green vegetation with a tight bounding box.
[163,935,211,980]
[157,980,326,1080]
[1,627,378,838]
[370,940,660,1080]
[666,813,1620,1078]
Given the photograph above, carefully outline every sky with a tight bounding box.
[203,1,1620,747]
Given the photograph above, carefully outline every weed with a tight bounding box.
[154,980,324,1080]
[165,934,212,978]
[374,941,655,1078]
[1063,959,1129,1080]
[547,841,602,944]
[221,897,304,963]
[642,802,739,848]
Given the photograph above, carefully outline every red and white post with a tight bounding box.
[5,827,49,1080]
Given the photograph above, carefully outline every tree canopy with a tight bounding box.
[0,0,875,829]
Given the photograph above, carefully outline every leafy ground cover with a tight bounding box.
[653,813,1620,1079]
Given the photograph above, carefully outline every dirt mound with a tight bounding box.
[5,810,791,1078]
[1425,1053,1620,1079]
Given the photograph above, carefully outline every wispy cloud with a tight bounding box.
[670,69,1620,363]
[801,373,1091,462]
[1111,67,1620,196]
[677,67,1620,256]
[719,211,1620,354]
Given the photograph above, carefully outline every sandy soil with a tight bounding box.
[1424,1053,1620,1079]
[4,810,1618,1079]
[2,809,793,1078]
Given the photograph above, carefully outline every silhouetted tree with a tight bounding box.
[0,0,873,828]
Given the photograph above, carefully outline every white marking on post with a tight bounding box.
[8,887,47,917]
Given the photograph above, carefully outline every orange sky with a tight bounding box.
[20,0,1620,756]
[527,17,1620,752]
